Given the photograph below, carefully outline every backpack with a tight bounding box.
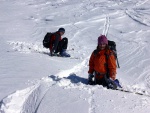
[108,40,117,58]
[43,32,53,48]
[108,40,120,68]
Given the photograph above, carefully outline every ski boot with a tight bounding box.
[60,49,70,57]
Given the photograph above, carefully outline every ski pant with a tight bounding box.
[95,78,108,87]
[95,75,117,89]
[55,37,68,53]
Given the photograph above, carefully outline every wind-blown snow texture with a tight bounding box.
[0,0,150,113]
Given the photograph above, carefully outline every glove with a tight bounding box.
[88,74,94,85]
[50,52,58,56]
[114,79,122,88]
[106,78,117,89]
[107,78,122,89]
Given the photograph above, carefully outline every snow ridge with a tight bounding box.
[0,84,40,113]
[8,41,48,54]
[1,74,150,113]
[0,77,55,113]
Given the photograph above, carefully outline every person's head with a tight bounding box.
[58,28,65,36]
[97,35,108,50]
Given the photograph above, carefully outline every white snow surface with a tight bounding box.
[0,0,150,113]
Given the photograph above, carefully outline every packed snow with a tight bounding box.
[0,0,150,113]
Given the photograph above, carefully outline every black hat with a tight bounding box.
[58,28,65,33]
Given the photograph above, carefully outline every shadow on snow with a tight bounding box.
[48,73,88,85]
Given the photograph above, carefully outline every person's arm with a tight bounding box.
[88,52,95,74]
[52,33,60,53]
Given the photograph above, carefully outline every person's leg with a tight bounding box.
[60,37,68,51]
[55,37,68,52]
[95,78,109,88]
[95,79,103,85]
[101,78,108,87]
[59,38,70,57]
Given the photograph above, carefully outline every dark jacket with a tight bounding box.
[49,31,62,52]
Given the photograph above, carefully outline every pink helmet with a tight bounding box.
[98,35,108,45]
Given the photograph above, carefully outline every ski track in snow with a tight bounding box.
[125,0,150,27]
[102,15,110,36]
[125,9,150,27]
[135,0,149,7]
[88,87,97,113]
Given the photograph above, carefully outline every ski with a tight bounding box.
[116,88,150,97]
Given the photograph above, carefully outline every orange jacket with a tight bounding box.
[88,49,117,80]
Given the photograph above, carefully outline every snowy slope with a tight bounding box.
[0,0,150,113]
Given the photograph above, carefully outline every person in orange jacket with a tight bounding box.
[88,35,117,88]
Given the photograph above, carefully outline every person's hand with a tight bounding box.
[51,52,58,56]
[88,74,94,80]
[88,74,94,85]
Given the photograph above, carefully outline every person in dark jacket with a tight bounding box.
[49,28,70,57]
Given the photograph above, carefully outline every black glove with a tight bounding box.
[88,74,94,85]
[50,51,58,56]
[107,78,117,90]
